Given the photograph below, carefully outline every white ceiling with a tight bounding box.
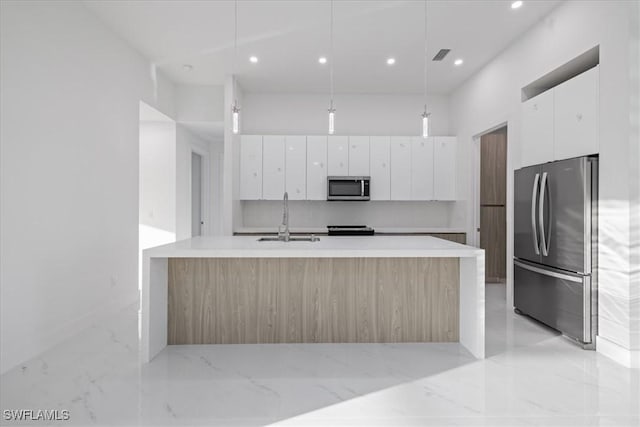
[85,0,560,94]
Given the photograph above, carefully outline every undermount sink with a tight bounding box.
[257,235,320,242]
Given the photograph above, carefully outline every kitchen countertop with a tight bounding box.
[143,235,482,259]
[233,227,468,234]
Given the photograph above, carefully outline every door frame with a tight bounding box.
[472,121,514,307]
[190,146,210,237]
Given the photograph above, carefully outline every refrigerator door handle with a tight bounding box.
[531,173,541,255]
[539,172,550,256]
[514,260,583,283]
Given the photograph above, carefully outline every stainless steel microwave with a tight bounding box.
[327,176,370,201]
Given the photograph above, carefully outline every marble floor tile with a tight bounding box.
[1,284,639,426]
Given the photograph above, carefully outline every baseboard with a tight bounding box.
[1,294,138,375]
[596,335,640,369]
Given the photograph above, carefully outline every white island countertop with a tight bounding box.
[143,235,483,259]
[142,235,485,362]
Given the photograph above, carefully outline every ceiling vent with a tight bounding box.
[432,49,451,61]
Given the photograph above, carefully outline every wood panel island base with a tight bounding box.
[142,236,485,362]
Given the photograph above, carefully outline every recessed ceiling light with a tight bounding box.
[182,64,193,72]
[454,58,464,66]
[249,56,258,63]
[511,1,523,9]
[386,58,396,65]
[318,56,327,64]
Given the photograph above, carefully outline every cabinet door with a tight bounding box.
[369,136,391,200]
[285,136,306,200]
[411,137,434,200]
[521,90,554,167]
[554,66,598,160]
[390,137,412,200]
[306,136,328,200]
[433,137,456,200]
[327,136,349,176]
[348,136,370,176]
[240,135,263,200]
[262,135,285,200]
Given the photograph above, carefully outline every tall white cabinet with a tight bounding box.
[262,135,285,200]
[239,135,263,200]
[553,66,598,160]
[306,136,328,200]
[390,137,412,200]
[433,137,456,200]
[348,136,370,176]
[285,136,307,200]
[521,66,599,167]
[410,137,434,200]
[327,136,349,176]
[369,136,391,200]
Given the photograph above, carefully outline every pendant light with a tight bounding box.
[232,0,240,134]
[421,0,430,138]
[327,0,335,135]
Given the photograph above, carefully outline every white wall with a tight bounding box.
[140,121,177,236]
[237,92,461,230]
[0,1,175,374]
[175,84,225,123]
[242,93,450,136]
[243,201,456,229]
[449,0,640,367]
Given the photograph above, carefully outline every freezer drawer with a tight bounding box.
[514,259,593,344]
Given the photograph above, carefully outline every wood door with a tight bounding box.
[481,206,506,282]
[480,129,507,282]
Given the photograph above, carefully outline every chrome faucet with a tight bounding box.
[278,192,290,242]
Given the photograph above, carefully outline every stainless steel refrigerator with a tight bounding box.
[514,155,598,348]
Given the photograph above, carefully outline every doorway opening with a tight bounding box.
[478,126,507,284]
[191,151,203,237]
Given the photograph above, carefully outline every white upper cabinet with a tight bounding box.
[554,66,599,160]
[239,135,263,200]
[262,135,286,200]
[410,137,434,200]
[306,136,328,200]
[390,137,412,200]
[521,89,554,167]
[369,136,391,200]
[348,136,370,176]
[327,136,349,176]
[285,136,307,200]
[433,137,456,200]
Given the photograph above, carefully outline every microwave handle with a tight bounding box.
[361,180,364,196]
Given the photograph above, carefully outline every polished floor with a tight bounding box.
[1,284,639,426]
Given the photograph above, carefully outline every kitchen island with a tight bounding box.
[141,236,485,362]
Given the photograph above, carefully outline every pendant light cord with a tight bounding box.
[233,0,238,108]
[423,0,427,114]
[329,0,334,110]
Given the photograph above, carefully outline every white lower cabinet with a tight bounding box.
[306,136,328,200]
[262,135,285,200]
[285,136,306,200]
[410,137,434,200]
[239,135,263,200]
[390,137,412,200]
[369,136,391,200]
[433,137,456,200]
